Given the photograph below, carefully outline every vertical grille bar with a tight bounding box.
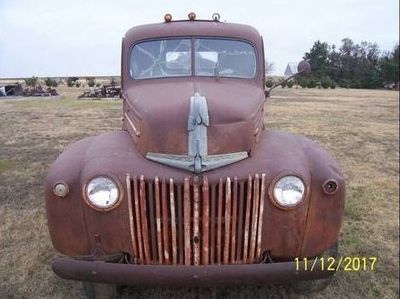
[139,175,151,263]
[202,176,210,265]
[177,185,184,265]
[256,174,266,258]
[243,175,253,262]
[169,179,178,264]
[230,177,238,263]
[210,185,216,264]
[147,181,157,261]
[126,174,138,258]
[193,177,200,265]
[236,181,245,262]
[161,179,170,263]
[249,174,260,261]
[127,174,266,265]
[216,178,223,264]
[133,177,144,262]
[154,177,163,263]
[183,177,191,265]
[223,177,232,264]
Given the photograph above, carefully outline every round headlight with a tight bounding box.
[85,176,120,210]
[273,175,305,208]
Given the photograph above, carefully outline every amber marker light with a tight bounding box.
[188,12,196,21]
[164,13,172,23]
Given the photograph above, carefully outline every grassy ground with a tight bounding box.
[0,87,398,298]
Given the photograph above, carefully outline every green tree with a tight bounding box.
[67,77,79,87]
[87,77,96,87]
[45,77,58,87]
[304,38,389,89]
[380,44,399,85]
[304,41,330,78]
[25,76,38,87]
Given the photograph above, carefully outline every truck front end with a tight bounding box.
[45,14,345,293]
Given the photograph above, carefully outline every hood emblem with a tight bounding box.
[146,92,248,173]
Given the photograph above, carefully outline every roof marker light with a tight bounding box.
[212,13,220,21]
[188,12,196,21]
[164,13,172,23]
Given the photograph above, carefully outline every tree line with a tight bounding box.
[298,38,399,89]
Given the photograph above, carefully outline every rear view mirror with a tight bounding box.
[297,60,311,76]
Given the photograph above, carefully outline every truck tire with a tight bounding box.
[82,282,121,299]
[291,241,339,293]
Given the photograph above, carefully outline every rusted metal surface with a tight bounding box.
[216,178,223,264]
[45,17,346,286]
[249,174,260,261]
[192,177,200,265]
[243,175,252,262]
[161,179,170,263]
[126,174,138,258]
[154,177,163,263]
[139,176,150,263]
[46,129,345,259]
[223,177,231,264]
[52,257,335,287]
[256,174,266,258]
[176,185,184,264]
[236,181,245,261]
[230,177,238,263]
[169,179,178,264]
[22,85,58,97]
[210,185,216,264]
[78,85,121,98]
[201,177,210,265]
[120,20,266,158]
[133,177,144,262]
[124,174,267,265]
[183,177,191,265]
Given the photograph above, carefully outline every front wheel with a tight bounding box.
[82,282,121,299]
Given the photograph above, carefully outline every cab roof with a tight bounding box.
[124,20,262,46]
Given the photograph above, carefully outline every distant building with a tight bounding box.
[284,63,297,77]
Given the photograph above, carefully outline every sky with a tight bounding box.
[0,0,398,77]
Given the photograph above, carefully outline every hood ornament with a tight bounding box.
[146,92,248,173]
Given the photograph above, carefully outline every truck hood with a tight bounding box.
[123,79,265,170]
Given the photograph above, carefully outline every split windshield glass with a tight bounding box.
[130,38,256,79]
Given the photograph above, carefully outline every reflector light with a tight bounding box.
[164,13,172,22]
[188,12,196,21]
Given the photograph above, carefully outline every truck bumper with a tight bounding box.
[52,257,334,287]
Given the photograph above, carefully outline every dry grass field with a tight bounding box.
[0,87,398,298]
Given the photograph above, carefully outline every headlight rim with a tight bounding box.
[82,174,124,212]
[268,172,308,210]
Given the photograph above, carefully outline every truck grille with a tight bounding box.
[125,173,266,265]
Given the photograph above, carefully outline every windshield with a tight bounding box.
[130,38,256,79]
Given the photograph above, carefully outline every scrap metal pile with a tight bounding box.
[22,86,59,96]
[0,84,58,97]
[78,85,121,98]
